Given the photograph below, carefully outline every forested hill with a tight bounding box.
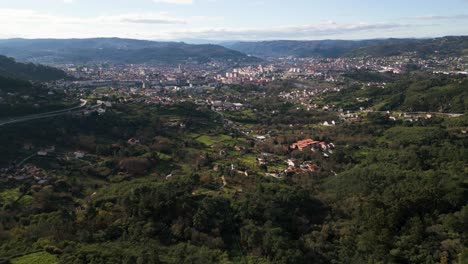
[0,55,71,117]
[0,75,33,93]
[325,72,468,113]
[0,38,260,64]
[223,36,468,58]
[0,55,69,82]
[222,39,400,58]
[350,36,468,57]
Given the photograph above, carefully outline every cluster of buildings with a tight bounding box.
[290,139,335,154]
[258,138,337,178]
[278,87,341,111]
[285,159,320,174]
[47,51,467,97]
[0,164,50,185]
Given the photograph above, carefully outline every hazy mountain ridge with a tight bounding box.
[222,39,409,58]
[349,36,468,57]
[1,37,466,64]
[223,36,468,58]
[0,38,260,64]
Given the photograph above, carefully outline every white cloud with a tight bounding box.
[153,0,193,4]
[415,14,468,20]
[0,8,415,41]
[98,13,186,24]
[153,22,411,41]
[0,9,185,27]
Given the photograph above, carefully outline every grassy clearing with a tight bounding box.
[237,154,258,168]
[157,152,172,160]
[11,251,58,264]
[0,188,21,203]
[17,195,33,208]
[192,133,242,147]
[195,135,216,146]
[353,147,372,160]
[267,163,287,173]
[193,187,220,196]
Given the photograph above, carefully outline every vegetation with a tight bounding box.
[326,72,468,113]
[0,55,68,81]
[0,59,74,117]
[10,251,58,264]
[351,36,468,57]
[224,39,396,58]
[224,36,468,58]
[0,71,466,263]
[0,38,261,64]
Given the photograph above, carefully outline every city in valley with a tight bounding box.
[0,1,467,263]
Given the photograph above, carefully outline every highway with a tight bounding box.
[0,99,88,127]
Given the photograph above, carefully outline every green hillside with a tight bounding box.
[0,57,72,118]
[0,55,68,81]
[224,36,468,58]
[0,38,260,64]
[325,72,467,113]
[350,36,468,57]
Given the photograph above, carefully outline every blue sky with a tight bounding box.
[0,0,467,40]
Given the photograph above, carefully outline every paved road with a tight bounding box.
[0,99,87,127]
[371,110,464,117]
[15,153,37,167]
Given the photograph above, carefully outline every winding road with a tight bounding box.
[0,99,88,127]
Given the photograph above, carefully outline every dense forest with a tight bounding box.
[350,36,468,57]
[223,36,468,58]
[223,39,397,58]
[0,55,69,82]
[0,39,260,64]
[325,72,467,113]
[0,59,73,118]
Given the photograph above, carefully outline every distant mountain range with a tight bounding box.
[222,39,396,58]
[349,36,468,57]
[222,36,468,58]
[0,36,466,66]
[0,38,260,65]
[0,55,68,82]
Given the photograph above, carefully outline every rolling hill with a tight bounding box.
[0,55,69,81]
[0,55,73,118]
[325,72,468,113]
[223,36,468,58]
[0,38,260,65]
[222,39,406,58]
[349,36,468,57]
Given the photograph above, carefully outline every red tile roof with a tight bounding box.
[290,139,321,150]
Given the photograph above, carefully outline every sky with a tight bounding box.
[0,0,467,41]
